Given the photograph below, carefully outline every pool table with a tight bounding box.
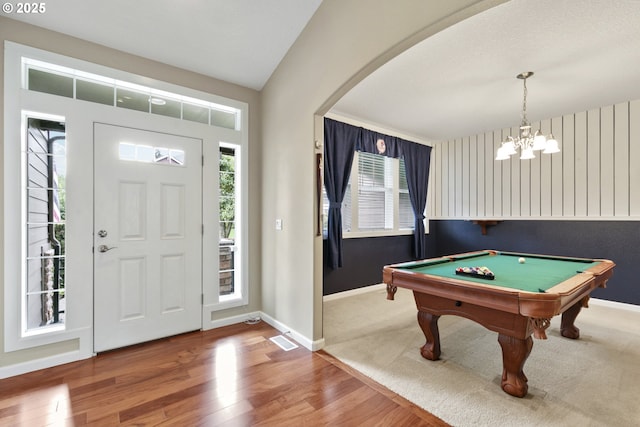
[383,250,615,397]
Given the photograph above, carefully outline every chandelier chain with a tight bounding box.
[521,77,528,125]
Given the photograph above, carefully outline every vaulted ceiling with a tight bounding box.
[4,0,323,90]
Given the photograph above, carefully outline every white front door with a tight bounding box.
[93,123,202,352]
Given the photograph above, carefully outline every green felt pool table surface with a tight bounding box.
[394,250,600,293]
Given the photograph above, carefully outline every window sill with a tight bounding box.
[343,229,415,239]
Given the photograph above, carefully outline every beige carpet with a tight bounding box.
[323,286,640,427]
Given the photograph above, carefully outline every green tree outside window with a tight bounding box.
[219,152,235,240]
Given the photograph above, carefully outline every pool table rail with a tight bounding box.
[384,267,523,313]
[518,260,614,318]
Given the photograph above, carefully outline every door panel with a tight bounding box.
[94,123,202,352]
[120,181,146,240]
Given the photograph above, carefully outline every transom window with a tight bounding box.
[24,58,241,130]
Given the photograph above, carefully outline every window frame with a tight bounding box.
[217,142,246,307]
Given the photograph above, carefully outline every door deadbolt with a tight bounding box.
[98,230,108,238]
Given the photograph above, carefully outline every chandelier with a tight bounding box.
[495,71,560,160]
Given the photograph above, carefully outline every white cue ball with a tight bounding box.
[518,257,525,264]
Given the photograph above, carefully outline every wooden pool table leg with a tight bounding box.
[417,311,441,360]
[385,284,398,300]
[498,334,533,398]
[560,296,589,339]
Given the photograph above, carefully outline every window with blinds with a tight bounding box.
[322,152,416,236]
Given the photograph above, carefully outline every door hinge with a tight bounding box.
[202,155,204,166]
[202,224,204,235]
[201,294,204,304]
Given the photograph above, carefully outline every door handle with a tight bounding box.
[98,245,117,253]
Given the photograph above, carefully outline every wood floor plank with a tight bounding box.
[161,396,254,426]
[0,321,449,426]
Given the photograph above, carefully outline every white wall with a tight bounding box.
[429,100,640,219]
[259,0,505,345]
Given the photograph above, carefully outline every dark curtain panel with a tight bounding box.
[400,139,432,259]
[324,118,359,268]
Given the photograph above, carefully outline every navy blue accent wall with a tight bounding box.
[429,220,638,305]
[322,220,639,306]
[322,235,435,295]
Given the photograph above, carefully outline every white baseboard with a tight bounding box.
[590,298,640,313]
[0,349,92,380]
[322,283,386,302]
[207,311,262,330]
[258,311,324,351]
[209,310,324,351]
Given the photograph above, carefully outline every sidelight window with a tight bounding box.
[219,144,240,301]
[24,117,66,333]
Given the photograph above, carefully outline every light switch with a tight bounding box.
[275,219,283,230]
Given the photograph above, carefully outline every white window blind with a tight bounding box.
[358,152,393,230]
[322,151,414,236]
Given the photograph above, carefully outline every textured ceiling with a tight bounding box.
[331,0,640,141]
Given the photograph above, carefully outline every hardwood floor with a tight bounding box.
[0,321,448,426]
